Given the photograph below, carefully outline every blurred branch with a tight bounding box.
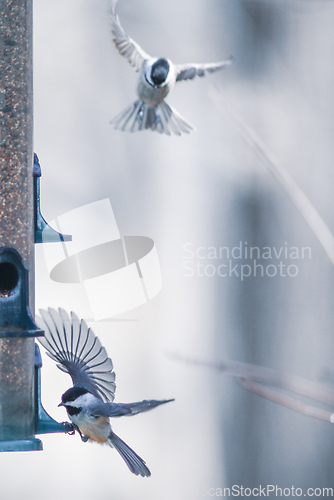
[169,352,334,422]
[210,86,334,266]
[239,378,334,422]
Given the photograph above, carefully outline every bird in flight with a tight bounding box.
[37,308,174,477]
[109,0,233,135]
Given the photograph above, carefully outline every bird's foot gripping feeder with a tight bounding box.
[0,247,71,451]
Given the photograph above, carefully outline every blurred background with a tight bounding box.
[2,0,334,498]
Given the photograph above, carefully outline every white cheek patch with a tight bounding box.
[73,392,97,407]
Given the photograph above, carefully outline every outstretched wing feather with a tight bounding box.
[37,308,116,402]
[110,0,150,71]
[175,58,233,82]
[38,310,65,359]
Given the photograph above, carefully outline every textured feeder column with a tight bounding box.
[0,0,37,446]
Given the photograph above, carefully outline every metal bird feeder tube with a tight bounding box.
[0,0,44,451]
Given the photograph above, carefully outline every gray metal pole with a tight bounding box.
[0,0,41,450]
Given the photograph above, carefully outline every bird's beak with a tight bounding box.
[58,402,64,407]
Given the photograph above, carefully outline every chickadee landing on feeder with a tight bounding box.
[109,0,233,135]
[37,308,174,477]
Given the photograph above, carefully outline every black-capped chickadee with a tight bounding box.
[109,0,233,135]
[37,308,174,477]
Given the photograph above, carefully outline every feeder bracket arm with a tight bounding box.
[34,344,74,435]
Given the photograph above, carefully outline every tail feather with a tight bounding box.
[108,431,151,477]
[111,100,142,131]
[159,101,194,135]
[110,99,195,136]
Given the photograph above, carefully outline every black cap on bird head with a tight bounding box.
[59,386,88,406]
[150,58,170,86]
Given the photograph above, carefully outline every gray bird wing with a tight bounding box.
[110,0,151,71]
[88,399,175,418]
[37,308,116,402]
[175,57,233,82]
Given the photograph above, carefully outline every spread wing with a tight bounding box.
[110,0,151,71]
[88,399,175,418]
[175,57,233,82]
[37,308,116,403]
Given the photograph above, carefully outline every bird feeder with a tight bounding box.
[0,0,71,451]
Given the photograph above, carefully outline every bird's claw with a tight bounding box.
[64,423,89,442]
[64,423,76,435]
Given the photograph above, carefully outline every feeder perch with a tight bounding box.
[34,153,72,244]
